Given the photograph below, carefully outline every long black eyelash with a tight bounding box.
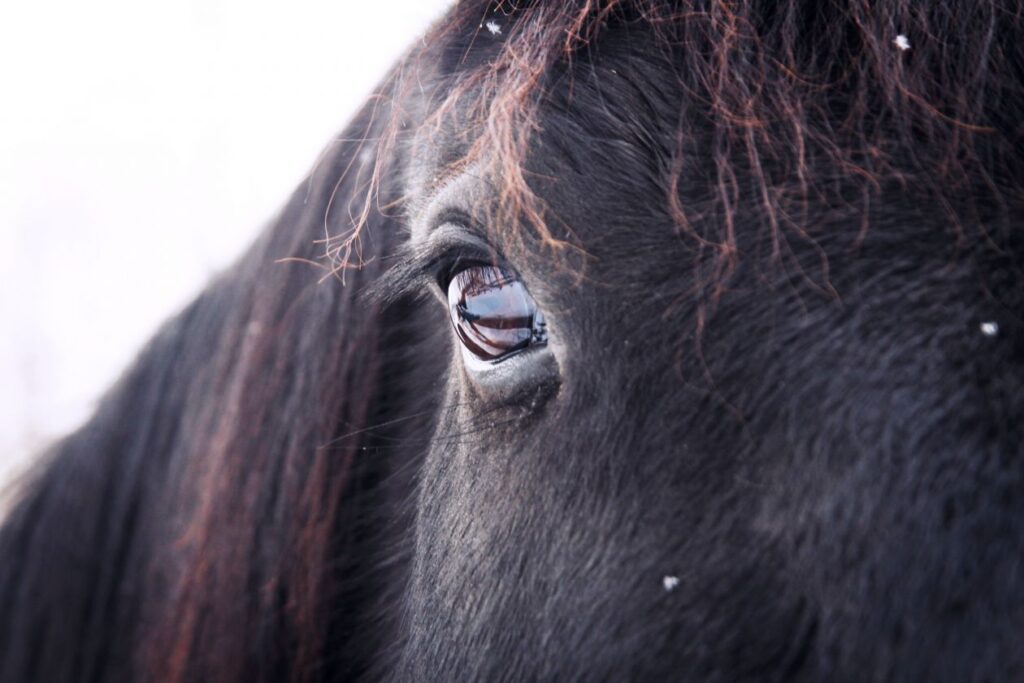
[364,239,496,306]
[434,252,495,291]
[362,249,439,306]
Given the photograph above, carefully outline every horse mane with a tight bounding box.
[1,1,1023,681]
[0,87,424,682]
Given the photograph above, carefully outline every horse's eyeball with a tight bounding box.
[447,265,547,362]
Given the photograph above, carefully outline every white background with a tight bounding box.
[0,0,454,487]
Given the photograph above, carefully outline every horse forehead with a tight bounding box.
[403,30,679,244]
[402,138,683,270]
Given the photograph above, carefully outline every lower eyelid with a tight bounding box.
[458,341,560,407]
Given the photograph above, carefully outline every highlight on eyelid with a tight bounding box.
[447,265,547,362]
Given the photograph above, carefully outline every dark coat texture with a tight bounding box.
[2,1,1023,681]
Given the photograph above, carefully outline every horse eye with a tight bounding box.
[446,265,547,362]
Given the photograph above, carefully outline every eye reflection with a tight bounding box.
[447,265,547,362]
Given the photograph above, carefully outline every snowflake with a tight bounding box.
[980,321,999,337]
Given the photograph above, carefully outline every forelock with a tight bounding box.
[339,1,1024,295]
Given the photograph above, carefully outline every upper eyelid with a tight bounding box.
[367,222,501,305]
[426,225,504,284]
[427,219,493,257]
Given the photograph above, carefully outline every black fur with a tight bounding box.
[2,2,1023,681]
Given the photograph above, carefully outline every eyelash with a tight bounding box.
[434,251,494,292]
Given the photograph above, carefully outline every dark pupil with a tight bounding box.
[447,266,540,361]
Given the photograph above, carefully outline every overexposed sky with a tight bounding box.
[0,0,454,486]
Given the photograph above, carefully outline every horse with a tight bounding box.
[2,0,1023,680]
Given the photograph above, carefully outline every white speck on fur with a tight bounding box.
[980,321,999,337]
[662,575,680,592]
[894,34,911,51]
[485,20,502,35]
